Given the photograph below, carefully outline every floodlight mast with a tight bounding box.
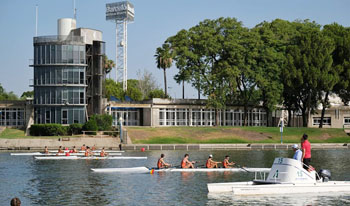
[106,1,134,92]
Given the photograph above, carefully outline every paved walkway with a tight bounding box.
[0,137,120,150]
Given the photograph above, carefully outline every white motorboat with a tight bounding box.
[207,157,350,195]
[91,167,270,173]
[34,156,147,160]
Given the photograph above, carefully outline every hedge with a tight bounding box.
[30,124,68,136]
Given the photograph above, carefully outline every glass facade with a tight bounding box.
[111,108,140,126]
[159,108,267,126]
[0,108,25,126]
[34,45,85,65]
[33,42,87,125]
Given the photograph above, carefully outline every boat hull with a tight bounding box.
[11,153,121,156]
[35,156,147,160]
[90,167,270,173]
[207,181,350,195]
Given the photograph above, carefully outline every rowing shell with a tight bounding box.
[91,167,271,173]
[10,153,122,156]
[34,156,147,160]
[48,150,124,153]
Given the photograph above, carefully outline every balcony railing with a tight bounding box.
[34,35,84,44]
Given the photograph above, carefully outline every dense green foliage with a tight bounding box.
[20,91,34,99]
[69,123,83,135]
[82,118,98,132]
[104,78,166,101]
[159,18,350,127]
[89,114,113,131]
[29,124,68,136]
[0,83,18,100]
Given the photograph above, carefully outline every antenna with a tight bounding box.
[73,0,77,19]
[35,4,38,36]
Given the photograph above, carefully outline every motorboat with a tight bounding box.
[207,157,350,195]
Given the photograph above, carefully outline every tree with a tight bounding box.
[0,83,18,100]
[21,91,34,99]
[103,55,115,75]
[324,24,350,105]
[137,69,158,99]
[155,43,174,97]
[166,29,192,99]
[284,21,334,127]
[253,23,285,126]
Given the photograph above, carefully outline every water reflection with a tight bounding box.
[1,149,350,205]
[207,192,350,206]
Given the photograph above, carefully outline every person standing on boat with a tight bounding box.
[301,134,311,170]
[206,155,220,168]
[181,154,196,168]
[292,144,302,162]
[222,155,235,168]
[157,154,171,169]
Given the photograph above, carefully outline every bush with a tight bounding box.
[69,123,83,135]
[29,124,68,136]
[90,114,113,131]
[83,119,98,134]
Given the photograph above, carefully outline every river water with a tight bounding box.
[1,149,350,205]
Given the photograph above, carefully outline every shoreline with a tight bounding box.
[1,141,348,151]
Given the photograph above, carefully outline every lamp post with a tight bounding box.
[119,116,123,143]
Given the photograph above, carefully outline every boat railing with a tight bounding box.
[254,171,268,181]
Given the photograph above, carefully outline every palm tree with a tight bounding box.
[103,55,115,76]
[154,44,173,97]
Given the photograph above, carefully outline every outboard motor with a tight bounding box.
[318,169,331,182]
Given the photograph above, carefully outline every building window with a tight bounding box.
[313,117,331,126]
[344,117,350,125]
[62,110,68,124]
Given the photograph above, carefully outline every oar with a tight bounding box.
[235,164,251,173]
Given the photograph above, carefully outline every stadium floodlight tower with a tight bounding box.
[106,1,134,92]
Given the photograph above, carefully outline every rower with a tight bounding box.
[222,155,235,168]
[206,154,220,168]
[70,146,78,153]
[44,146,49,154]
[92,145,96,151]
[100,147,108,157]
[181,154,196,168]
[85,146,92,157]
[81,144,86,151]
[56,146,64,156]
[157,154,171,169]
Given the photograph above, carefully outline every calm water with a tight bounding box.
[1,149,350,206]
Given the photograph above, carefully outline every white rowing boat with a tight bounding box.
[48,150,124,153]
[91,166,270,173]
[34,156,147,160]
[207,157,350,195]
[10,152,122,156]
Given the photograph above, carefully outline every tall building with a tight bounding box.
[31,18,105,124]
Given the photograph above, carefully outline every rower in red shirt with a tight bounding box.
[206,154,220,168]
[181,154,196,168]
[157,154,171,169]
[301,134,311,170]
[222,155,235,168]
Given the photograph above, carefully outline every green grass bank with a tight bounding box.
[127,126,350,144]
[0,128,79,139]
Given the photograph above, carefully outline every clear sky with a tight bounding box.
[0,0,349,99]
